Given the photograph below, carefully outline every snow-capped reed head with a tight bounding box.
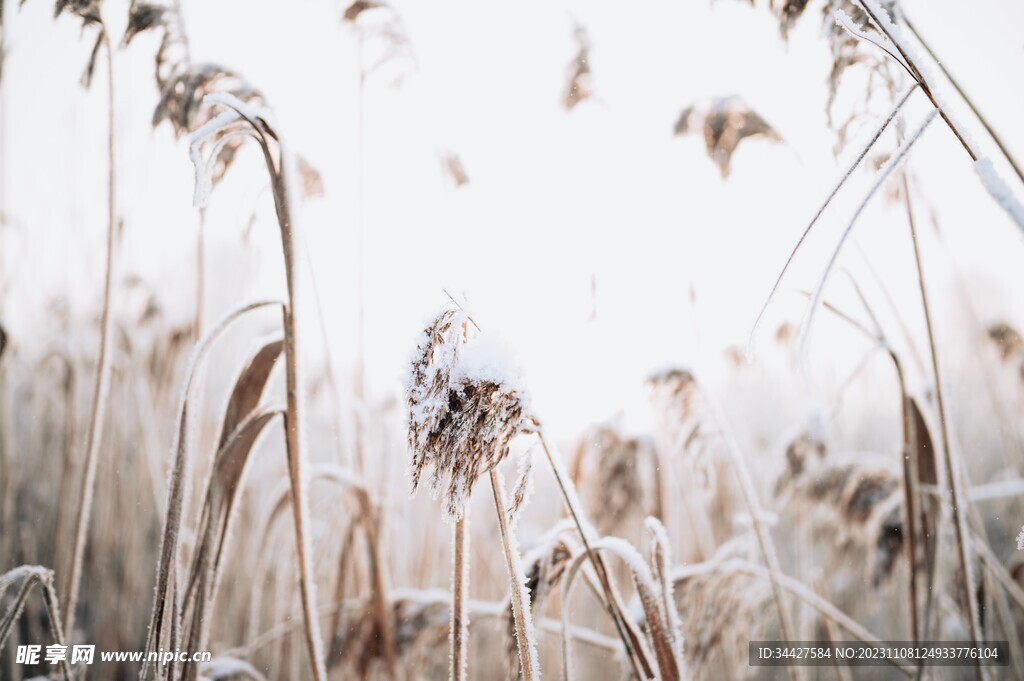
[406,306,531,519]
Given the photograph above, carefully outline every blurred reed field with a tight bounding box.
[2,0,1024,679]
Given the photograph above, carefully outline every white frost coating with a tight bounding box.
[454,332,530,398]
[495,472,541,679]
[748,83,917,355]
[596,537,656,594]
[976,158,1024,232]
[646,517,688,679]
[188,92,277,208]
[188,108,241,207]
[205,91,276,129]
[0,564,49,590]
[856,0,981,156]
[1017,526,1024,551]
[508,445,536,526]
[802,108,938,354]
[834,9,910,74]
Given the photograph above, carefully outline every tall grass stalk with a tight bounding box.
[534,426,656,679]
[450,513,469,681]
[211,97,330,681]
[904,174,984,680]
[749,83,917,352]
[62,36,116,642]
[490,469,539,680]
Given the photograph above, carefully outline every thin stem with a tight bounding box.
[534,427,655,679]
[62,36,116,642]
[447,293,650,677]
[490,470,538,681]
[749,83,917,352]
[801,109,937,357]
[140,299,283,681]
[709,402,799,673]
[905,166,984,679]
[854,0,977,162]
[903,15,1024,186]
[207,97,332,681]
[268,155,329,681]
[895,177,922,649]
[451,513,469,681]
[892,347,921,647]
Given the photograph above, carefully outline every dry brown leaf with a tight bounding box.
[218,338,284,450]
[674,96,781,178]
[563,25,593,111]
[343,0,384,23]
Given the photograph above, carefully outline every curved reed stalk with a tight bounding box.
[533,426,655,679]
[748,83,917,352]
[0,566,72,681]
[140,300,283,680]
[800,108,938,355]
[559,538,681,681]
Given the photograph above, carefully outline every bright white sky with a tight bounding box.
[2,0,1023,439]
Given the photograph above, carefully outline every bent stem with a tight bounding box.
[853,0,978,162]
[140,299,283,681]
[189,95,329,680]
[902,15,1024,186]
[749,83,917,352]
[63,36,116,642]
[534,425,655,679]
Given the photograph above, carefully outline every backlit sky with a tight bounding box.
[2,0,1023,438]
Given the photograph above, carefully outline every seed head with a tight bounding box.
[406,307,531,519]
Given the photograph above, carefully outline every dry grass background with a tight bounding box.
[2,0,1024,680]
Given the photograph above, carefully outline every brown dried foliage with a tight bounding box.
[776,439,906,587]
[576,425,653,533]
[563,24,593,111]
[673,96,780,177]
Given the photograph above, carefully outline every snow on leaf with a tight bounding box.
[976,158,1024,234]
